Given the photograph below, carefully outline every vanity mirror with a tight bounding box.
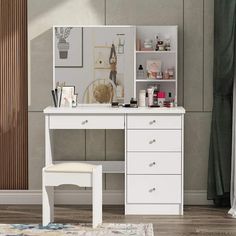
[53,25,178,107]
[53,26,135,104]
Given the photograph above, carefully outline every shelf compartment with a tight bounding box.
[54,161,124,173]
[136,51,176,54]
[136,79,176,82]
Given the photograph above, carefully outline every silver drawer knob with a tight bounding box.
[149,162,156,167]
[82,120,88,125]
[149,120,156,125]
[149,139,156,144]
[149,187,156,193]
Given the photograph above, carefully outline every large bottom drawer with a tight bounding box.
[127,175,181,204]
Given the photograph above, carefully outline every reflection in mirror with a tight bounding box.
[53,26,135,104]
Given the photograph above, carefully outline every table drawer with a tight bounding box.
[127,115,181,129]
[127,152,181,174]
[49,115,124,129]
[127,175,181,204]
[127,130,181,151]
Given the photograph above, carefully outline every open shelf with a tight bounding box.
[136,79,176,82]
[55,161,125,173]
[136,51,176,54]
[135,26,178,104]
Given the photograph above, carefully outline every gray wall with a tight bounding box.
[28,0,214,192]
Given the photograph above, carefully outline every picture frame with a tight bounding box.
[146,59,162,79]
[59,86,75,107]
[54,27,83,68]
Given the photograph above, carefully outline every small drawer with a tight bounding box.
[127,152,181,174]
[127,115,181,129]
[127,175,181,204]
[49,115,124,129]
[127,130,181,152]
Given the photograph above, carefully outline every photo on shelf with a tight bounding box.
[146,59,162,79]
[60,86,75,107]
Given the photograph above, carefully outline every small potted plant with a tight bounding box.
[55,27,72,59]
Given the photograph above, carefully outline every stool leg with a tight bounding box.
[92,166,102,228]
[42,175,54,226]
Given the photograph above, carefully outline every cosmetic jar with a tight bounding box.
[168,68,174,79]
[144,39,153,49]
[163,70,170,80]
[130,98,138,108]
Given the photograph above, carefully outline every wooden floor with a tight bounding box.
[0,205,235,235]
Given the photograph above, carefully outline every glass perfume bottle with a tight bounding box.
[137,64,145,79]
[165,38,171,51]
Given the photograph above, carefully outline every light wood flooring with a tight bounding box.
[0,205,235,235]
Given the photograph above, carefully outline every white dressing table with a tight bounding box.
[44,105,185,215]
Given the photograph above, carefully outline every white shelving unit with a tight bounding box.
[136,79,176,82]
[136,51,176,54]
[135,26,178,105]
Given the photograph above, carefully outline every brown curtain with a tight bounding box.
[0,0,28,189]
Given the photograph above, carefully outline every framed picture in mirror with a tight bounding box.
[54,27,83,68]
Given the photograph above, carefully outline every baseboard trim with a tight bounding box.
[0,190,213,205]
[184,190,213,205]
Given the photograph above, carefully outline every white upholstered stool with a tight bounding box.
[42,162,102,228]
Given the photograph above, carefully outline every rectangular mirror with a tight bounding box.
[53,26,135,104]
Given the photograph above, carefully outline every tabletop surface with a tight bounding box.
[44,105,185,114]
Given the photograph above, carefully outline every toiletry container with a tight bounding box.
[168,68,174,79]
[137,65,144,79]
[157,91,166,107]
[144,39,153,49]
[164,70,170,80]
[130,98,138,108]
[165,38,171,51]
[153,86,159,106]
[147,88,154,106]
[139,90,146,107]
[156,70,163,80]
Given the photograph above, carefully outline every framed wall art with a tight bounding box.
[54,26,83,68]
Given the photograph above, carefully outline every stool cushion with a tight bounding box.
[44,162,97,173]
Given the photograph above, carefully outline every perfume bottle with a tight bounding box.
[155,35,159,51]
[168,68,174,79]
[165,38,171,51]
[137,64,145,79]
[163,70,170,80]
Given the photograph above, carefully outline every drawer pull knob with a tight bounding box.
[82,120,88,125]
[149,162,156,167]
[149,139,156,144]
[149,120,156,125]
[149,187,156,192]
